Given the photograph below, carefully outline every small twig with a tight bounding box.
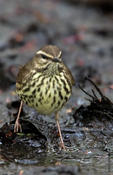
[91,89,98,100]
[85,97,93,103]
[94,110,113,120]
[85,77,104,98]
[79,85,94,99]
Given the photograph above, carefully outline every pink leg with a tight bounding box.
[55,112,66,150]
[14,101,23,133]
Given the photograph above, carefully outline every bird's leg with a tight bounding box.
[14,101,23,133]
[55,112,66,150]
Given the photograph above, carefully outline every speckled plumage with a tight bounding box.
[16,45,74,115]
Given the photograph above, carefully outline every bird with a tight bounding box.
[14,45,75,150]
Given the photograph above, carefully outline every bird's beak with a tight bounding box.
[53,58,61,63]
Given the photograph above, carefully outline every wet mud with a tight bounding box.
[0,0,113,174]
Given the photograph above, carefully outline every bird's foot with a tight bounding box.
[60,141,66,150]
[14,119,22,133]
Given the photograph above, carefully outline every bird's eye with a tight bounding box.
[41,54,49,59]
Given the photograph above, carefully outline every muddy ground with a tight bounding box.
[0,0,113,175]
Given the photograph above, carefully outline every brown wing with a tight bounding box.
[16,58,35,85]
[16,66,29,84]
[62,63,75,86]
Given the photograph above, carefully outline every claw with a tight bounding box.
[14,101,23,133]
[14,119,22,133]
[60,142,66,150]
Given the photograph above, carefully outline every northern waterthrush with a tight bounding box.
[14,45,75,150]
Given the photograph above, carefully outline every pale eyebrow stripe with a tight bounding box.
[36,50,53,58]
[57,51,62,58]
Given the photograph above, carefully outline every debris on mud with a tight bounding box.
[73,78,113,127]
